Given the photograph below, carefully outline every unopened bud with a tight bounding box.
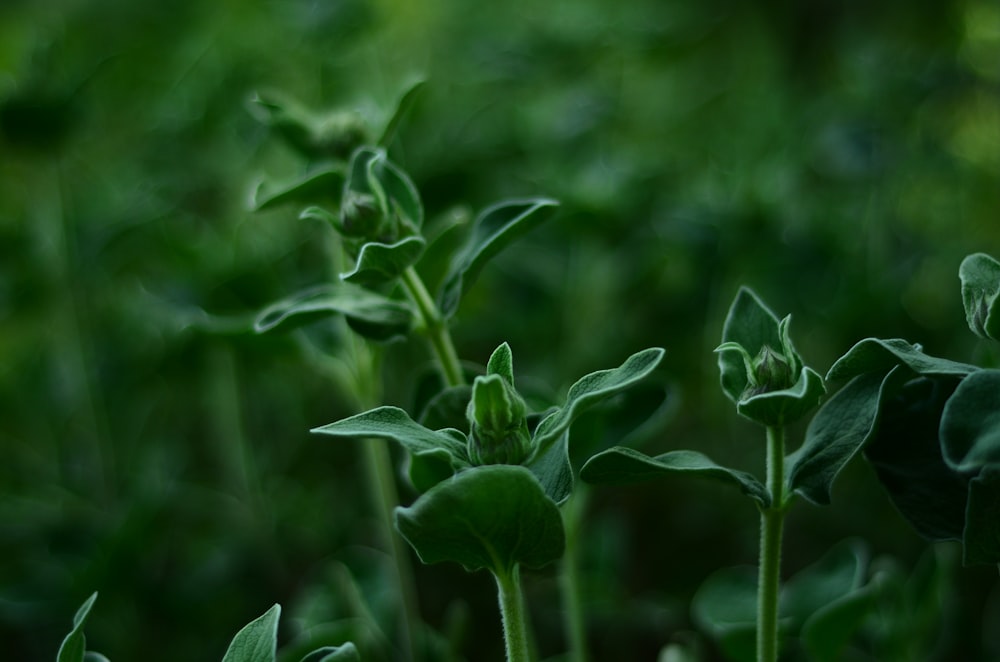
[467,374,532,465]
[745,345,795,397]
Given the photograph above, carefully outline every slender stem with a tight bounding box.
[401,266,464,387]
[560,489,589,662]
[757,425,787,662]
[495,565,531,662]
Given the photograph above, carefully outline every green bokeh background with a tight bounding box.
[2,0,999,659]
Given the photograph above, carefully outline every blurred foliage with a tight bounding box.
[2,0,999,660]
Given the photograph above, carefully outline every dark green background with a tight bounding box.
[2,0,999,659]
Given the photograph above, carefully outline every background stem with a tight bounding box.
[401,266,464,387]
[560,489,589,662]
[496,565,532,662]
[757,425,786,662]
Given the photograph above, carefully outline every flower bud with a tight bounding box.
[744,344,795,397]
[467,374,532,466]
[338,191,385,238]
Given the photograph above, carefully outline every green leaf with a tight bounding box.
[787,371,897,505]
[525,430,574,504]
[863,376,970,541]
[963,466,1000,565]
[780,539,865,626]
[801,588,877,662]
[735,365,826,427]
[531,347,665,462]
[298,644,361,662]
[718,287,784,403]
[253,284,413,342]
[251,166,345,211]
[940,369,1000,472]
[377,79,426,147]
[57,592,99,662]
[437,198,559,317]
[827,338,976,383]
[394,465,565,574]
[691,566,757,662]
[366,149,423,230]
[250,90,368,160]
[580,446,770,508]
[221,604,281,662]
[341,236,426,288]
[312,406,469,462]
[486,342,515,384]
[960,252,1000,340]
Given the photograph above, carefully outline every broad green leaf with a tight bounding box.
[341,236,426,288]
[787,371,897,505]
[734,365,826,427]
[253,284,413,342]
[780,539,865,625]
[406,447,463,494]
[377,79,426,147]
[486,342,515,384]
[940,369,1000,472]
[221,604,281,662]
[863,376,970,541]
[395,465,565,574]
[312,406,468,460]
[580,446,770,508]
[800,586,877,662]
[826,338,975,383]
[531,347,665,461]
[959,252,1000,340]
[299,644,361,662]
[963,466,1000,565]
[691,566,757,662]
[57,592,99,662]
[251,166,345,211]
[525,430,573,504]
[417,384,472,431]
[718,287,784,403]
[437,198,559,317]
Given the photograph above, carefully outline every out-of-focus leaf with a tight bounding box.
[963,466,1000,565]
[341,236,425,288]
[377,79,426,147]
[253,284,413,342]
[221,604,280,662]
[251,167,345,211]
[959,252,1000,341]
[691,566,757,662]
[580,446,770,508]
[298,644,361,662]
[395,465,565,574]
[437,198,559,317]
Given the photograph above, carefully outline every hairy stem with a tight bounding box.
[496,565,531,662]
[401,266,464,387]
[757,425,786,662]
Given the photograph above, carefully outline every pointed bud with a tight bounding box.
[744,345,795,398]
[338,192,385,238]
[467,374,532,466]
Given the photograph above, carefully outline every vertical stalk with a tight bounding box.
[757,425,786,662]
[401,266,464,387]
[560,489,589,662]
[495,565,531,662]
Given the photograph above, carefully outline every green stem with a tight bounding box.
[758,425,787,662]
[495,565,531,662]
[560,489,589,662]
[401,266,464,387]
